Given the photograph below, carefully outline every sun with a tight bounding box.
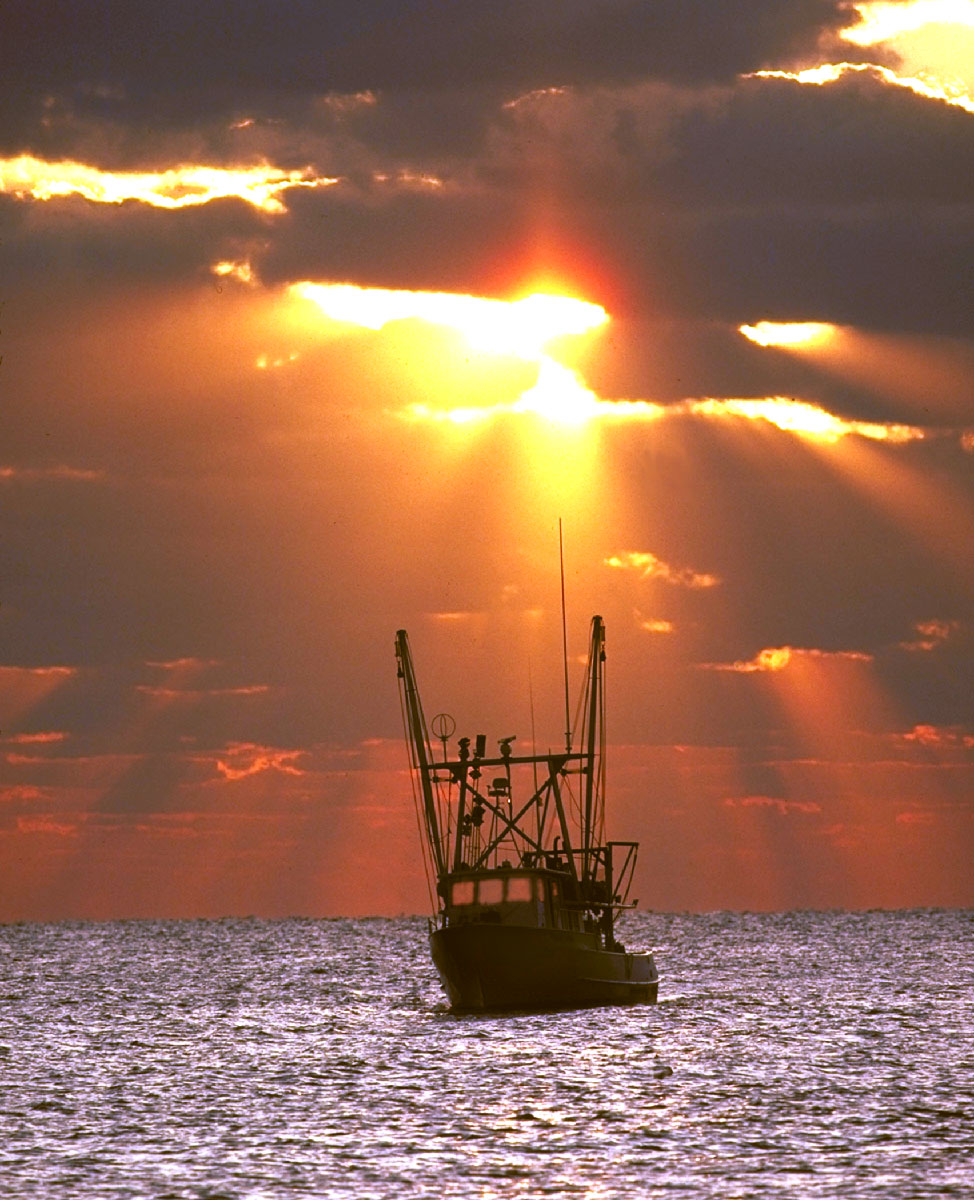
[291,280,609,426]
[291,282,607,358]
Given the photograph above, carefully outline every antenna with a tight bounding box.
[559,518,572,753]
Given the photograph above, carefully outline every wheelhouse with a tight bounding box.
[442,868,585,931]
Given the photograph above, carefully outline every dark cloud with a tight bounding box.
[257,182,973,337]
[2,1,866,156]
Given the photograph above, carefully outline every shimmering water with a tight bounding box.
[1,910,971,1198]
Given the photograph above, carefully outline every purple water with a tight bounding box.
[1,909,971,1198]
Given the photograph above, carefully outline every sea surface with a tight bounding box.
[1,909,971,1199]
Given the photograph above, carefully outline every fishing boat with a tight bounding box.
[395,614,659,1011]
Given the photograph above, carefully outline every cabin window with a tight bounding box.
[478,878,504,905]
[472,878,498,902]
[506,876,534,903]
[451,880,475,906]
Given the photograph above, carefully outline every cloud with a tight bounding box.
[0,465,106,483]
[752,61,974,114]
[723,794,822,814]
[901,724,974,749]
[0,156,337,212]
[898,618,962,651]
[701,646,874,671]
[145,657,222,671]
[635,612,676,634]
[0,785,49,803]
[15,816,78,837]
[4,55,972,341]
[678,399,925,443]
[0,2,864,155]
[1,731,68,745]
[136,685,271,700]
[894,809,936,825]
[211,742,308,781]
[605,551,720,588]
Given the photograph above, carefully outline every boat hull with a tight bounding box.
[431,923,658,1011]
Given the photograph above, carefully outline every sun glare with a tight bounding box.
[292,281,609,426]
[291,282,607,358]
[290,283,926,444]
[842,0,974,44]
[512,358,600,425]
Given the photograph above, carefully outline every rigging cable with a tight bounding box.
[397,683,437,913]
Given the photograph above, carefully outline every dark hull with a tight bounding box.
[431,923,658,1011]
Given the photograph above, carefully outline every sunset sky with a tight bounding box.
[2,0,972,921]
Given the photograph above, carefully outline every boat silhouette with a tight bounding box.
[395,614,659,1011]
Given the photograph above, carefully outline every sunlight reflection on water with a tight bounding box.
[0,910,971,1198]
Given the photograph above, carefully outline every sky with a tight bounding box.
[1,0,972,921]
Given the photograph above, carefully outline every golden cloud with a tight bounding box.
[605,551,720,589]
[635,611,675,634]
[739,321,835,347]
[700,646,874,672]
[0,155,338,213]
[751,62,974,113]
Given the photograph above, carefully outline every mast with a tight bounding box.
[395,629,446,879]
[559,519,573,754]
[581,615,605,880]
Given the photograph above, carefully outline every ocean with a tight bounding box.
[1,909,971,1198]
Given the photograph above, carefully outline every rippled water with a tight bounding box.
[1,910,971,1198]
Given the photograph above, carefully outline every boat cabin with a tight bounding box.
[441,868,583,932]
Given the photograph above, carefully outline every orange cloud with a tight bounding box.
[701,646,874,672]
[0,785,48,803]
[723,795,823,814]
[0,465,105,482]
[898,618,962,651]
[895,810,937,825]
[901,724,974,749]
[136,685,270,700]
[2,731,68,745]
[145,657,222,671]
[16,816,78,837]
[605,550,720,588]
[635,612,675,634]
[212,259,256,286]
[212,743,308,781]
